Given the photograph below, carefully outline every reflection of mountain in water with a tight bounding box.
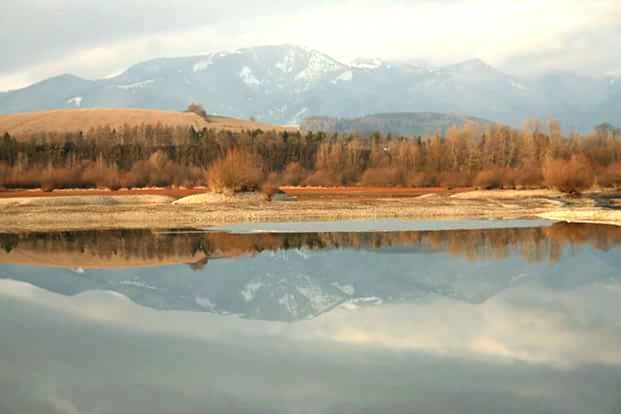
[1,223,621,321]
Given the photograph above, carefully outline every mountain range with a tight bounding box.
[1,45,620,132]
[301,113,493,136]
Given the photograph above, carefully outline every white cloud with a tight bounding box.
[0,0,620,90]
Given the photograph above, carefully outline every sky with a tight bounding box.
[1,0,620,91]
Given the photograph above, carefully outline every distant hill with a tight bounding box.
[301,113,494,136]
[1,45,619,132]
[0,108,292,138]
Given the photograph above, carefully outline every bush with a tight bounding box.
[304,170,340,187]
[207,148,264,193]
[360,167,403,187]
[281,162,308,186]
[513,163,544,188]
[404,172,438,188]
[597,162,621,188]
[474,169,505,190]
[543,156,594,194]
[439,171,471,189]
[82,163,121,189]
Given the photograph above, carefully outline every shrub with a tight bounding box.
[207,148,264,193]
[404,172,438,188]
[360,167,403,187]
[304,170,339,187]
[597,162,621,188]
[543,156,594,194]
[474,169,505,190]
[513,163,544,188]
[82,162,121,189]
[281,162,308,186]
[439,171,471,189]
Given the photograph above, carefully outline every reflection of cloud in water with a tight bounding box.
[317,283,621,367]
[1,278,620,369]
[1,277,621,414]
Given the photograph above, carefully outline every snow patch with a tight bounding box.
[332,281,355,296]
[195,296,216,311]
[290,107,308,124]
[239,66,261,86]
[193,55,214,72]
[117,79,155,90]
[241,281,263,301]
[278,293,299,316]
[120,280,157,290]
[295,52,343,81]
[276,50,297,73]
[66,96,83,107]
[511,273,530,284]
[510,80,528,91]
[353,297,383,305]
[296,278,344,314]
[331,70,353,84]
[349,58,383,70]
[103,69,126,79]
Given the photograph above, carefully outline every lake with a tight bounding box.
[0,219,620,413]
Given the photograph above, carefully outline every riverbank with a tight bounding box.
[0,188,619,232]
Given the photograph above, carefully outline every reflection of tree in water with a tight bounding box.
[0,234,19,253]
[1,223,621,268]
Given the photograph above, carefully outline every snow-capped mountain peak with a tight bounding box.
[0,45,618,131]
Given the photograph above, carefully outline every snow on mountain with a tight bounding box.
[0,44,618,131]
[116,79,156,90]
[275,49,297,73]
[332,70,353,83]
[294,50,345,81]
[241,281,263,301]
[239,66,261,86]
[349,58,384,70]
[66,96,83,107]
[193,56,214,73]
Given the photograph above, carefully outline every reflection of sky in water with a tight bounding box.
[0,221,620,413]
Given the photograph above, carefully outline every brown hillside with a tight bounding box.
[0,108,294,138]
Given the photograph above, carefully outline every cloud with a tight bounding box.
[0,0,620,89]
[2,277,621,368]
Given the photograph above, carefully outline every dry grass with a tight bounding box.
[0,187,207,199]
[538,209,621,226]
[0,194,175,208]
[0,190,570,233]
[0,108,295,138]
[451,189,562,200]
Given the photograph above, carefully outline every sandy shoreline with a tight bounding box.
[0,189,619,232]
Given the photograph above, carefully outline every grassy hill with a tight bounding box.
[0,108,293,138]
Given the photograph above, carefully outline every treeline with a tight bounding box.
[1,120,621,193]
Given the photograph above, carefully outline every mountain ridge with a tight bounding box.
[301,112,494,136]
[0,44,618,131]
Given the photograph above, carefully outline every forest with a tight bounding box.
[1,120,620,194]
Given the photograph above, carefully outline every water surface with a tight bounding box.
[1,220,620,413]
